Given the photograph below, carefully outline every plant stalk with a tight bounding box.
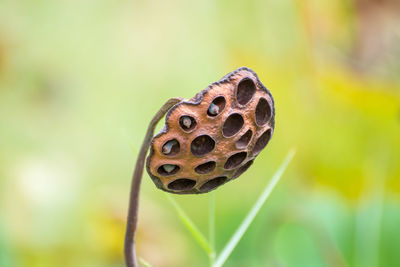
[124,97,182,267]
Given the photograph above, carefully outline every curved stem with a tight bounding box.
[124,97,183,267]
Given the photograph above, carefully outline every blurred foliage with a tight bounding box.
[0,0,399,266]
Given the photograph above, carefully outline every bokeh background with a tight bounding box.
[0,0,399,266]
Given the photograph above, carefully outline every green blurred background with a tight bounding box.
[0,0,399,266]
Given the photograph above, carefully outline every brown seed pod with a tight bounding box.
[146,67,275,194]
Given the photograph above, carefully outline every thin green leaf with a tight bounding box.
[166,194,212,255]
[214,149,296,267]
[209,192,216,266]
[139,258,152,267]
[354,150,388,267]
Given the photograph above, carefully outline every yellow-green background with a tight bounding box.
[0,0,399,266]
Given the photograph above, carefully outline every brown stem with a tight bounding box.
[124,97,183,267]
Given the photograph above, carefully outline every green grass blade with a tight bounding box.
[139,257,152,267]
[354,150,387,267]
[209,192,216,266]
[214,150,296,267]
[166,194,212,255]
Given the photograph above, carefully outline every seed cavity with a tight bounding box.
[168,178,196,191]
[157,164,180,176]
[162,139,180,155]
[191,135,215,156]
[236,129,252,149]
[179,116,197,132]
[194,161,216,174]
[232,160,254,179]
[255,98,272,126]
[224,152,247,169]
[253,129,272,155]
[222,113,244,137]
[199,176,227,192]
[236,78,256,105]
[207,96,226,117]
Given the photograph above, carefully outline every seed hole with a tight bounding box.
[222,113,244,137]
[168,178,196,191]
[255,98,272,126]
[179,116,197,132]
[194,161,216,174]
[191,135,215,156]
[207,96,226,117]
[232,160,254,179]
[224,152,247,169]
[236,78,256,105]
[253,129,272,155]
[236,130,253,149]
[157,164,180,176]
[162,139,180,156]
[199,176,227,192]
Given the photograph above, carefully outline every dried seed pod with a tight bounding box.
[146,67,275,194]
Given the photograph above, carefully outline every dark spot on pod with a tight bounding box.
[255,98,272,126]
[253,129,272,155]
[224,152,247,169]
[236,78,256,105]
[157,164,180,176]
[168,178,196,191]
[194,161,216,174]
[236,129,252,149]
[199,176,227,192]
[162,139,180,156]
[191,135,215,156]
[207,96,226,117]
[179,116,197,132]
[232,160,254,179]
[222,113,244,137]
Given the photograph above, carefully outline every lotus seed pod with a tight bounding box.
[146,67,275,194]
